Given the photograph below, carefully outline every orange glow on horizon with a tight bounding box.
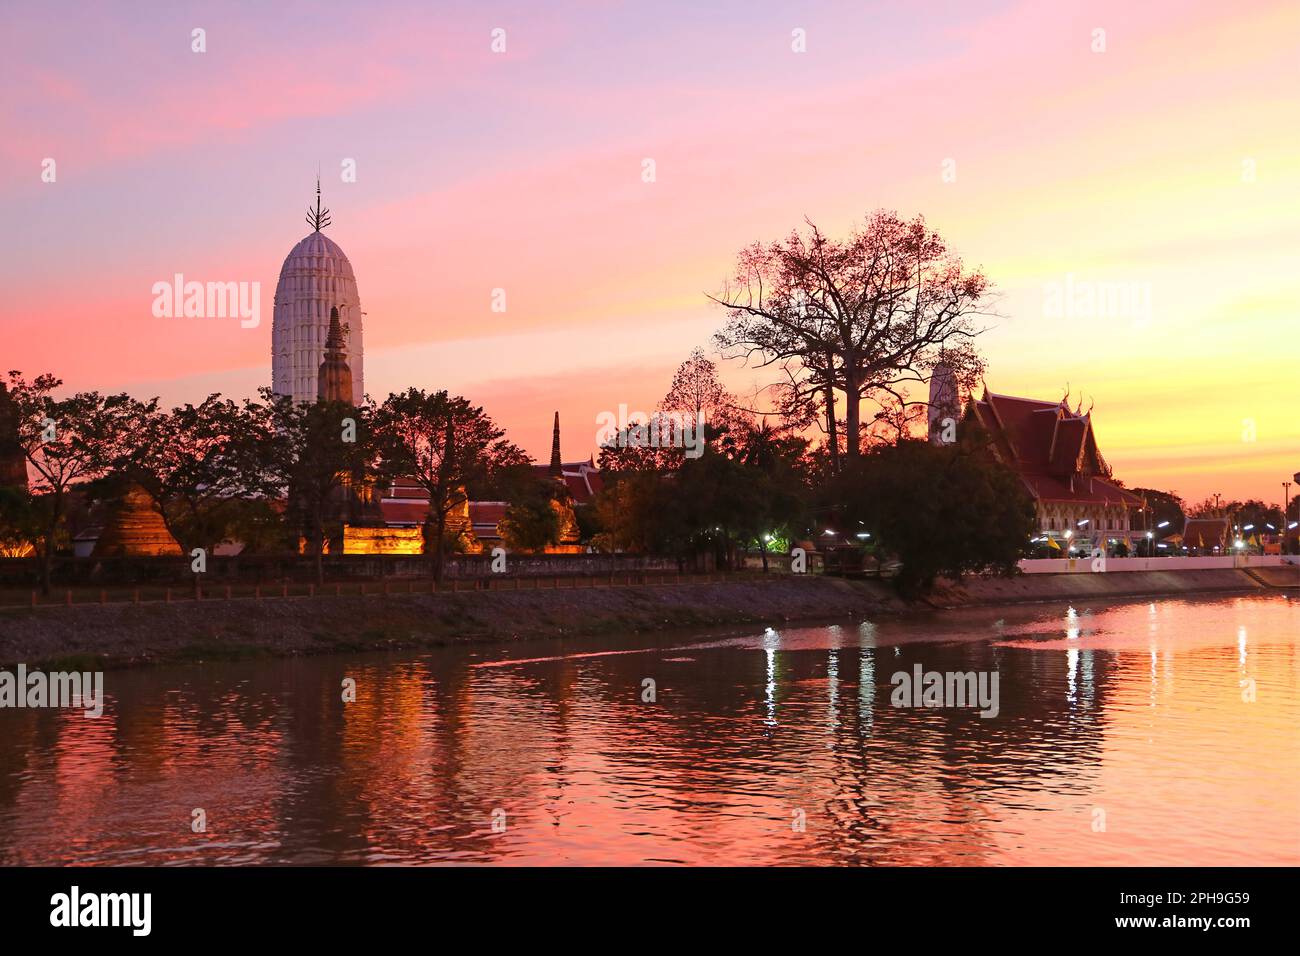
[2,0,1296,503]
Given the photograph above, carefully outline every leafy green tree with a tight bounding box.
[265,391,374,584]
[831,437,1035,595]
[6,371,136,592]
[372,389,528,580]
[222,496,293,555]
[0,485,42,557]
[129,394,279,555]
[591,472,672,553]
[1228,499,1285,550]
[499,486,561,553]
[1130,486,1185,549]
[731,419,810,570]
[599,349,746,473]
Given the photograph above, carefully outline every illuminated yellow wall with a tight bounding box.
[343,527,425,556]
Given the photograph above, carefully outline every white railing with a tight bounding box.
[1019,555,1290,574]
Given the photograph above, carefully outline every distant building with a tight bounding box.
[1182,517,1229,553]
[965,388,1142,550]
[270,187,594,556]
[927,362,959,445]
[530,414,604,506]
[358,413,593,555]
[272,181,364,405]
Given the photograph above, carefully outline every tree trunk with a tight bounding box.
[311,499,325,587]
[823,361,839,473]
[39,528,55,595]
[431,506,449,582]
[843,366,861,460]
[39,488,62,595]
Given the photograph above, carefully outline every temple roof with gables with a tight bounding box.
[530,457,604,504]
[967,389,1141,508]
[1182,517,1229,550]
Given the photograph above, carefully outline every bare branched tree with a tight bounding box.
[711,211,994,468]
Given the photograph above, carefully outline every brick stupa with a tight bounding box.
[93,483,182,557]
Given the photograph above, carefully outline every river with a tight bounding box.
[1,592,1296,865]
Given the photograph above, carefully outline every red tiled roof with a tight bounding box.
[1019,474,1141,506]
[530,460,603,504]
[969,389,1138,507]
[1183,517,1228,549]
[469,502,508,524]
[467,502,508,540]
[379,500,428,526]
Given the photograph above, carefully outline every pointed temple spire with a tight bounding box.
[317,306,353,403]
[306,175,332,232]
[549,411,563,477]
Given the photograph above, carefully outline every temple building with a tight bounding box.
[1182,516,1230,554]
[927,362,960,444]
[272,180,364,405]
[363,413,594,555]
[305,306,386,553]
[269,186,595,556]
[317,306,353,403]
[962,387,1142,550]
[533,412,583,552]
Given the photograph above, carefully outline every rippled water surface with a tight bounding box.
[1,593,1297,865]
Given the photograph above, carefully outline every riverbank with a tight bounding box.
[928,567,1283,607]
[0,568,1284,670]
[0,576,901,670]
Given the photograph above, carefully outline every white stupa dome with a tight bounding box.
[271,229,364,405]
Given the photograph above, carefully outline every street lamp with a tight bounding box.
[1151,519,1170,558]
[1285,481,1294,555]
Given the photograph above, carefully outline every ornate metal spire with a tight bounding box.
[306,175,332,232]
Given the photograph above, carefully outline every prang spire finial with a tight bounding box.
[306,174,332,232]
[549,411,563,477]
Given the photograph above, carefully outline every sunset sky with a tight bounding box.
[2,0,1296,505]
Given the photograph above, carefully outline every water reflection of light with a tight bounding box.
[827,653,840,732]
[764,628,780,726]
[1066,606,1079,641]
[826,630,840,733]
[857,621,878,646]
[1066,647,1079,708]
[1080,651,1096,711]
[1238,625,1248,668]
[1150,647,1159,705]
[858,648,875,737]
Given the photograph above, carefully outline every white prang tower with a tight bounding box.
[271,179,364,405]
[927,362,959,445]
